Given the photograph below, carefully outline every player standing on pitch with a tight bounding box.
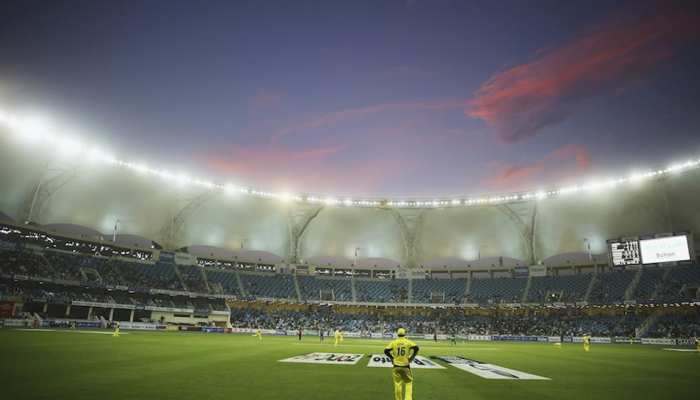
[583,334,591,352]
[384,328,419,400]
[334,329,344,347]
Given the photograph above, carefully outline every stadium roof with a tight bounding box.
[1,107,699,209]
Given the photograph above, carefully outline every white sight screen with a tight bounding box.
[639,236,691,264]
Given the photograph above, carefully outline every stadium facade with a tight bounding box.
[1,124,700,340]
[2,131,699,271]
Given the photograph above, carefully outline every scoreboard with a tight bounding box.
[608,239,641,266]
[639,236,691,264]
[608,234,693,266]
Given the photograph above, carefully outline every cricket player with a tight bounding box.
[384,328,419,400]
[334,329,343,347]
[583,335,591,352]
[255,328,262,341]
[112,322,120,337]
[694,337,699,352]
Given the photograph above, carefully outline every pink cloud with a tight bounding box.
[468,7,699,143]
[271,98,465,144]
[194,143,413,195]
[197,143,345,175]
[486,144,591,190]
[249,89,286,110]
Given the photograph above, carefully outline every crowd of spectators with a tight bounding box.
[2,235,699,305]
[179,265,209,293]
[227,304,678,338]
[2,281,226,314]
[0,249,54,279]
[646,313,700,338]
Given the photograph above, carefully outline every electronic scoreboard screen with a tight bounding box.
[608,239,641,266]
[639,235,691,264]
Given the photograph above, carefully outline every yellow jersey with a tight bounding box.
[384,337,419,367]
[583,336,590,345]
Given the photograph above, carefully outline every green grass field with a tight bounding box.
[1,329,698,400]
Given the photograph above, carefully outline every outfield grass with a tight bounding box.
[1,329,698,400]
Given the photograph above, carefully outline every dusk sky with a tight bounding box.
[1,0,699,198]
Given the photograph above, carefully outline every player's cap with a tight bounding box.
[397,328,406,337]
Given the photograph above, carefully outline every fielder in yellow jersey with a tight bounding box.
[334,329,343,347]
[583,335,591,352]
[695,337,699,352]
[112,322,120,337]
[255,328,262,341]
[384,328,419,400]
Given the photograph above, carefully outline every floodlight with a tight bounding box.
[176,173,192,186]
[279,192,293,203]
[57,137,83,156]
[87,147,116,164]
[132,163,149,174]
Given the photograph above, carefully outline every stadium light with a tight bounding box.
[131,163,150,174]
[19,112,52,138]
[666,163,686,173]
[87,147,116,164]
[278,192,294,203]
[628,172,647,183]
[56,137,84,156]
[1,107,700,209]
[194,179,215,189]
[176,173,192,186]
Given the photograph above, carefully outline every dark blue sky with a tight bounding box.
[1,0,699,197]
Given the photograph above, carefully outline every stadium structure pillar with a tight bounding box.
[65,304,71,317]
[158,189,219,249]
[495,202,538,265]
[109,308,114,322]
[42,303,48,314]
[388,208,426,269]
[22,164,79,224]
[129,309,134,322]
[286,205,324,264]
[87,306,93,320]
